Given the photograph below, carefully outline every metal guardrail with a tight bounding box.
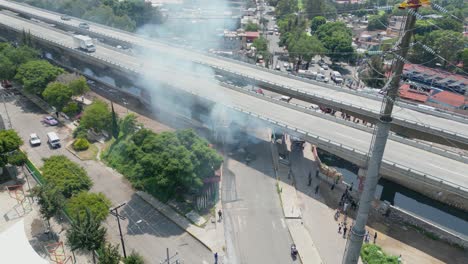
[221,83,468,163]
[3,21,467,197]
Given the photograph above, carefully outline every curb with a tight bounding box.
[135,191,214,253]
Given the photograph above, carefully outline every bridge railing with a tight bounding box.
[3,0,468,127]
[4,20,467,198]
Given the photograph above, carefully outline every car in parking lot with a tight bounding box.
[29,133,41,146]
[79,22,90,30]
[60,15,71,21]
[43,116,58,126]
[322,64,329,70]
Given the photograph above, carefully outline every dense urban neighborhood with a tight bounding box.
[0,0,467,264]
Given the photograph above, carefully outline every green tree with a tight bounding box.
[245,22,259,31]
[410,30,465,69]
[288,33,325,61]
[462,48,468,73]
[305,0,324,19]
[119,113,138,137]
[111,102,119,139]
[97,243,121,264]
[316,22,354,61]
[0,55,15,80]
[360,244,399,264]
[310,16,326,33]
[31,183,65,226]
[252,37,268,53]
[67,209,106,263]
[68,76,90,96]
[67,192,111,223]
[42,82,73,111]
[0,130,23,168]
[124,252,145,264]
[81,99,112,132]
[3,45,39,67]
[367,13,389,31]
[361,56,386,89]
[63,102,81,117]
[42,155,92,198]
[276,0,298,18]
[15,60,64,94]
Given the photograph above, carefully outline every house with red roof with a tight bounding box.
[427,91,468,110]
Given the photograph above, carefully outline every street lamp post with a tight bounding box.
[109,202,127,258]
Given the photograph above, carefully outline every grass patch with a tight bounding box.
[76,144,99,160]
[25,158,45,184]
[100,138,115,161]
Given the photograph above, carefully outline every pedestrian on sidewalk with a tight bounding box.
[349,182,354,192]
[343,225,348,238]
[348,223,353,238]
[364,230,370,243]
[218,210,223,221]
[288,168,292,179]
[308,171,312,186]
[374,232,378,244]
[214,252,218,264]
[331,182,336,190]
[398,254,402,263]
[315,170,319,178]
[315,184,320,195]
[338,222,342,234]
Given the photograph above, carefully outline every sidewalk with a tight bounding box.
[274,141,323,264]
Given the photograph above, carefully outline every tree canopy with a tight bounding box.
[67,209,107,253]
[68,76,90,96]
[31,183,65,223]
[104,129,223,201]
[0,44,39,80]
[15,60,64,94]
[67,192,111,222]
[367,13,389,31]
[17,0,164,31]
[42,82,73,111]
[288,33,325,61]
[361,56,386,89]
[245,22,259,32]
[81,99,112,132]
[310,16,326,33]
[0,130,24,168]
[316,22,354,61]
[124,252,145,264]
[42,155,92,198]
[305,0,324,19]
[97,243,121,264]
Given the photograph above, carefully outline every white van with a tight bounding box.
[47,132,61,149]
[331,71,343,84]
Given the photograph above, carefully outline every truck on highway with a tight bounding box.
[73,35,96,52]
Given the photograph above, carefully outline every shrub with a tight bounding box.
[73,124,88,139]
[73,138,90,151]
[63,102,80,117]
[360,244,399,264]
[66,192,111,222]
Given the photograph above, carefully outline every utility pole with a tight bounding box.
[342,5,419,264]
[110,202,127,258]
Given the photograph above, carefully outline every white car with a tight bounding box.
[323,64,329,70]
[29,133,41,146]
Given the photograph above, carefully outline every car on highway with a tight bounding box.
[43,116,58,126]
[280,96,292,102]
[29,133,41,146]
[60,15,71,21]
[79,22,90,30]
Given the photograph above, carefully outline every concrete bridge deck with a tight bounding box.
[1,0,468,148]
[1,13,467,208]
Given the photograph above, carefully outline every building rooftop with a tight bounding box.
[429,91,466,108]
[399,83,429,103]
[245,31,260,38]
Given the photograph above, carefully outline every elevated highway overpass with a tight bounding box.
[1,0,468,149]
[0,12,467,210]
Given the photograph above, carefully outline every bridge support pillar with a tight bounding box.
[357,168,367,192]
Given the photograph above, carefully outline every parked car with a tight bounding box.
[43,116,58,126]
[29,133,41,146]
[79,22,90,30]
[60,15,71,21]
[322,64,329,70]
[47,132,61,149]
[280,96,292,102]
[275,64,281,70]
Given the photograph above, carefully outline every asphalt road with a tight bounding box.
[1,13,467,190]
[222,133,296,264]
[0,93,212,264]
[1,0,467,138]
